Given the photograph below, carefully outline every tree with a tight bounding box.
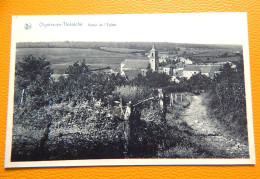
[54,61,126,104]
[65,59,89,77]
[209,61,247,134]
[145,70,171,88]
[188,73,212,92]
[15,55,53,108]
[130,74,146,86]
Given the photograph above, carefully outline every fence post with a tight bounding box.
[175,93,177,103]
[158,89,164,110]
[158,89,167,151]
[20,89,25,104]
[120,97,124,117]
[123,101,132,158]
[158,89,166,123]
[170,93,174,107]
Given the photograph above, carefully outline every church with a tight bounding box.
[120,44,159,80]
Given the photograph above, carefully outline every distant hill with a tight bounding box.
[16,41,243,74]
[16,41,243,52]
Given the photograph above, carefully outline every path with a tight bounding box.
[180,94,249,158]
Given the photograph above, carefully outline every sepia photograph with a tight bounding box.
[5,13,255,167]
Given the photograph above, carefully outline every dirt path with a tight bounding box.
[180,94,249,158]
[182,95,219,136]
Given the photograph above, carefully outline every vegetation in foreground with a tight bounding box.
[11,54,248,161]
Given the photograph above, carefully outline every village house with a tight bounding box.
[173,61,185,72]
[182,65,221,79]
[120,59,149,80]
[162,64,174,76]
[171,70,183,83]
[120,44,159,80]
[159,54,168,63]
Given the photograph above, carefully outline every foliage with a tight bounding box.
[145,70,171,87]
[188,73,212,92]
[130,70,171,88]
[114,85,152,104]
[127,106,167,157]
[12,102,126,161]
[163,73,211,94]
[16,55,52,89]
[12,58,129,161]
[209,61,247,138]
[51,61,126,104]
[15,55,53,109]
[210,62,245,111]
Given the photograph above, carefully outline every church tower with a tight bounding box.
[148,44,159,71]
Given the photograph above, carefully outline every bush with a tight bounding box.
[114,85,152,104]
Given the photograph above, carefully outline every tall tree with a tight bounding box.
[145,70,171,88]
[15,55,53,108]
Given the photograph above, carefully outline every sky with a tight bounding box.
[11,12,248,45]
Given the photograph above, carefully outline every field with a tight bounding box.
[16,47,145,74]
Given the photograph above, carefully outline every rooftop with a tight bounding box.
[184,65,222,73]
[122,58,149,70]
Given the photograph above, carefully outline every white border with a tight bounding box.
[5,13,255,168]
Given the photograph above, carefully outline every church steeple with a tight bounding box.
[152,43,156,50]
[148,44,159,71]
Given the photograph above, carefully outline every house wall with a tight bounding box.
[120,62,125,73]
[163,68,173,76]
[183,70,199,79]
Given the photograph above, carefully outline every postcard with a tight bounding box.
[5,13,255,168]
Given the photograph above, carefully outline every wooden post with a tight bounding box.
[158,89,166,123]
[20,89,25,104]
[158,89,167,151]
[58,113,61,129]
[170,93,174,107]
[120,97,123,117]
[123,101,132,158]
[175,94,177,103]
[158,89,164,110]
[181,93,183,102]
